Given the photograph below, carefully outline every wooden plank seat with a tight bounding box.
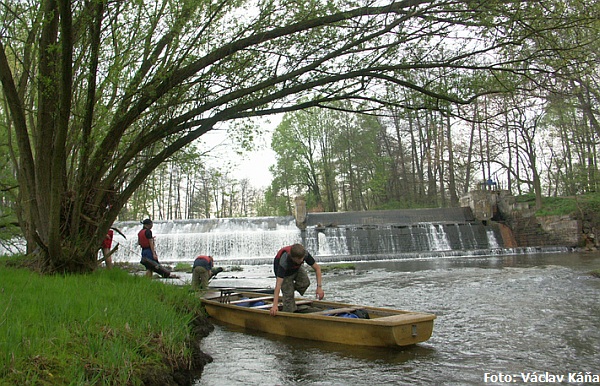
[312,307,357,315]
[251,299,313,310]
[217,288,238,295]
[251,303,277,310]
[229,296,274,304]
[204,292,241,301]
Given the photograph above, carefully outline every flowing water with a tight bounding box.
[195,251,600,385]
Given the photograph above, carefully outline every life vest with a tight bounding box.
[275,245,293,260]
[275,245,303,269]
[194,255,213,268]
[195,255,213,264]
[138,228,151,248]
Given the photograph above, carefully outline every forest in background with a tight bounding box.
[115,79,600,220]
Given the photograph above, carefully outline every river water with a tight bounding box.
[195,251,600,385]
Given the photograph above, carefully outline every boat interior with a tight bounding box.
[203,288,403,319]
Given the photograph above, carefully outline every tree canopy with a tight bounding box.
[0,0,597,272]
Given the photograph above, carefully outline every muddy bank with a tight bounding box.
[143,314,215,386]
[121,263,217,385]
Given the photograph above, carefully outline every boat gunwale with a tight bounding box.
[201,292,436,325]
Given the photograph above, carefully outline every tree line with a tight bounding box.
[124,3,600,219]
[263,75,600,214]
[126,68,600,219]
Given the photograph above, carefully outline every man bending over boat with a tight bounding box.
[192,255,223,290]
[270,243,324,316]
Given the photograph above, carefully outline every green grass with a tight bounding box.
[535,196,579,216]
[515,192,600,217]
[0,266,206,385]
[320,263,356,272]
[173,262,192,272]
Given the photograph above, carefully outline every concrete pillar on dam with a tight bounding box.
[459,190,500,223]
[294,196,307,230]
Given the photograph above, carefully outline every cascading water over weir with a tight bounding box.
[299,207,507,264]
[113,207,513,265]
[114,217,300,265]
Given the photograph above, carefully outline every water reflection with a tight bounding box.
[196,252,600,386]
[199,321,439,385]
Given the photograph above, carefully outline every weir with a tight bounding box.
[113,207,512,265]
[113,217,300,265]
[301,207,503,261]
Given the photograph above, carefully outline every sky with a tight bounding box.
[198,116,280,189]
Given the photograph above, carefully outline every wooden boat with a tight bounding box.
[201,289,436,347]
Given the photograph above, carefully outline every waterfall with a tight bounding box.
[113,217,301,264]
[110,215,507,265]
[409,226,417,250]
[306,228,349,256]
[426,224,452,251]
[487,229,500,248]
[1,209,572,265]
[455,223,465,250]
[317,232,331,255]
[303,222,488,256]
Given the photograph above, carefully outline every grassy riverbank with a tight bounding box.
[0,264,212,385]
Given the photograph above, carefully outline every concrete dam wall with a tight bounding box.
[300,207,504,258]
[113,207,507,265]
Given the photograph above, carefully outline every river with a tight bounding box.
[194,251,600,385]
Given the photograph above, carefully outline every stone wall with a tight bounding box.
[506,212,582,248]
[579,210,600,250]
[461,190,585,248]
[537,215,582,246]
